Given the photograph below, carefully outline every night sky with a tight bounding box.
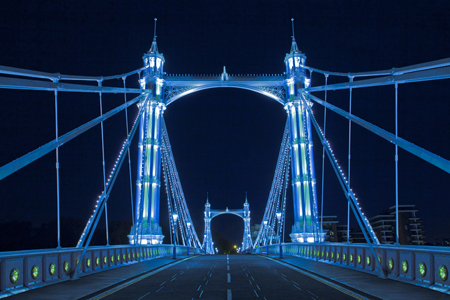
[1,1,450,249]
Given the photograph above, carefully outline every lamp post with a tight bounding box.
[276,211,283,259]
[187,222,191,256]
[172,212,178,259]
[263,220,268,255]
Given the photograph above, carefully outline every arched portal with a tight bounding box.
[203,196,252,254]
[128,26,323,246]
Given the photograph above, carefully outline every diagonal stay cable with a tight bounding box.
[0,94,144,181]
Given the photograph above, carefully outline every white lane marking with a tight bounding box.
[251,276,255,281]
[281,273,286,277]
[245,273,248,277]
[291,280,299,286]
[197,285,202,291]
[227,289,232,300]
[137,291,151,300]
[282,277,288,281]
[227,265,230,270]
[227,273,231,283]
[210,273,212,277]
[156,286,164,293]
[256,284,261,290]
[199,290,204,298]
[172,274,177,278]
[294,285,302,291]
[307,290,318,298]
[206,280,209,285]
[203,276,206,281]
[170,277,176,282]
[264,256,367,300]
[159,281,166,286]
[248,279,252,285]
[254,290,259,297]
[180,271,184,275]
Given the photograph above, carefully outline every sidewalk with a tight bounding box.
[4,255,190,300]
[268,255,450,300]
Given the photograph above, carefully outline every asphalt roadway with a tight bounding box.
[92,254,370,300]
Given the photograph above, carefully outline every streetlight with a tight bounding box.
[172,212,178,259]
[187,222,191,256]
[276,211,283,259]
[263,220,268,255]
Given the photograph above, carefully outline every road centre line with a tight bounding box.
[227,289,232,300]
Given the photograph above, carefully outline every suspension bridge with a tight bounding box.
[1,19,450,299]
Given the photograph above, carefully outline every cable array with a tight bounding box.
[254,119,290,247]
[161,118,202,248]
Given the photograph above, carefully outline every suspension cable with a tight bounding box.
[320,74,328,237]
[395,82,399,244]
[122,77,135,240]
[347,76,353,243]
[98,79,109,246]
[54,89,61,249]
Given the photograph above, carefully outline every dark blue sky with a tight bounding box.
[0,1,449,247]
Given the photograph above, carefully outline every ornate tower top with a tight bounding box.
[284,18,306,73]
[284,18,309,101]
[141,18,165,91]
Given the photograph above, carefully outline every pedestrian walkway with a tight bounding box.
[4,255,190,300]
[267,254,450,300]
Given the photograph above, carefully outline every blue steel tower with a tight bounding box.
[128,20,165,245]
[284,23,324,243]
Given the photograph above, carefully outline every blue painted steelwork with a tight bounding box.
[0,244,204,296]
[254,242,450,293]
[129,25,166,245]
[203,196,252,254]
[283,25,323,244]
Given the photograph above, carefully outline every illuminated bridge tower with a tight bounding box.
[128,29,165,245]
[284,33,324,243]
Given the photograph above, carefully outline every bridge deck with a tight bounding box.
[5,255,449,299]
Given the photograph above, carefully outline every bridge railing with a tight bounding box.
[254,242,450,293]
[0,244,204,296]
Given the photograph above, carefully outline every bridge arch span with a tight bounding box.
[164,83,287,106]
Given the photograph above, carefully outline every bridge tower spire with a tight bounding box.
[284,18,324,243]
[242,192,252,251]
[128,18,166,245]
[203,194,214,254]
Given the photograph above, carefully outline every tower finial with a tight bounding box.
[153,18,157,41]
[148,18,160,53]
[291,18,295,40]
[206,192,209,203]
[288,18,301,54]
